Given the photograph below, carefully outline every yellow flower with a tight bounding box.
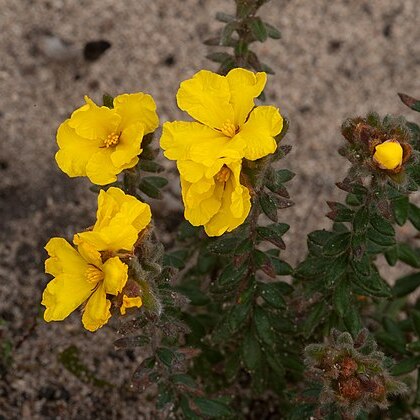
[373,140,403,170]
[160,68,282,236]
[179,159,251,236]
[74,187,152,252]
[42,238,128,332]
[56,93,159,185]
[160,68,283,164]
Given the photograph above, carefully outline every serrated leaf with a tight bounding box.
[351,271,391,298]
[367,227,396,247]
[393,272,420,297]
[258,282,287,309]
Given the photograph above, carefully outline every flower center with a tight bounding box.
[85,265,104,284]
[103,132,120,148]
[220,120,237,138]
[215,165,231,183]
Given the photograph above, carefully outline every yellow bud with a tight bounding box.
[373,140,403,170]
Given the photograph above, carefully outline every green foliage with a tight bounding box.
[206,0,281,75]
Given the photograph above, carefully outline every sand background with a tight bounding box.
[1,0,419,417]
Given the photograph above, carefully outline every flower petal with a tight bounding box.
[45,238,87,277]
[226,68,267,127]
[373,141,403,170]
[85,150,119,185]
[74,238,103,267]
[181,176,223,226]
[176,70,234,129]
[204,161,251,236]
[237,106,283,161]
[42,273,93,322]
[113,93,159,134]
[68,96,121,140]
[102,256,128,295]
[55,121,102,177]
[81,283,111,332]
[120,295,142,315]
[160,121,242,165]
[111,123,144,168]
[95,187,151,233]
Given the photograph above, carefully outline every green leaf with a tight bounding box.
[367,227,396,247]
[276,169,295,183]
[323,232,351,256]
[249,17,268,42]
[171,374,197,389]
[227,302,251,333]
[385,246,398,266]
[409,203,420,230]
[353,207,369,232]
[215,263,248,290]
[114,335,150,349]
[264,22,281,39]
[206,52,233,64]
[343,303,362,338]
[393,272,420,297]
[269,256,293,275]
[370,213,395,236]
[143,176,167,188]
[294,257,326,278]
[215,12,235,22]
[180,396,200,420]
[102,93,114,108]
[163,250,187,269]
[137,160,164,173]
[156,347,176,367]
[254,307,277,346]
[333,278,351,317]
[207,236,240,255]
[398,93,420,112]
[398,243,420,268]
[351,271,391,298]
[242,331,261,372]
[254,250,276,277]
[220,22,237,45]
[193,397,234,417]
[392,195,409,226]
[258,282,287,309]
[303,301,327,337]
[256,223,289,248]
[391,358,420,376]
[326,201,354,222]
[259,192,278,222]
[412,311,420,338]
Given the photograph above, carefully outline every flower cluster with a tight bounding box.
[43,188,151,331]
[160,68,283,236]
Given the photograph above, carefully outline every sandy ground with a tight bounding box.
[1,0,419,418]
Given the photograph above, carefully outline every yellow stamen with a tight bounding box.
[120,295,142,315]
[103,132,120,148]
[85,265,104,284]
[215,166,231,183]
[220,120,237,138]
